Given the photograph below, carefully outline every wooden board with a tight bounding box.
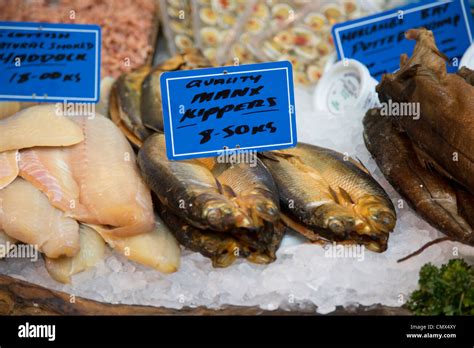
[0,274,411,315]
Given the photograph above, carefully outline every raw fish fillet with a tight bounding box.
[0,105,83,152]
[89,220,181,273]
[68,115,154,236]
[18,147,91,221]
[45,224,106,283]
[0,150,19,189]
[0,178,80,258]
[0,102,20,120]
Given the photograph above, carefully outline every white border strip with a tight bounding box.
[0,24,99,101]
[165,67,294,157]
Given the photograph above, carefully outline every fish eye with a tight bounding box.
[206,208,222,221]
[327,218,346,234]
[371,212,394,227]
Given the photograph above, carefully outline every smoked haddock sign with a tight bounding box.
[0,21,101,102]
[160,61,297,160]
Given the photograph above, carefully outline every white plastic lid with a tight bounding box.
[314,59,379,115]
[460,43,474,69]
[323,52,338,73]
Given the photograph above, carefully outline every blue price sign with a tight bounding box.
[160,61,297,160]
[0,21,101,102]
[332,0,474,80]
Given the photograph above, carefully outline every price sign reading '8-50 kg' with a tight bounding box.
[160,61,297,160]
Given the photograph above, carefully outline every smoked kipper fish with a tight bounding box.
[140,48,211,132]
[158,204,283,268]
[109,66,152,148]
[138,133,254,232]
[138,132,283,266]
[260,143,396,252]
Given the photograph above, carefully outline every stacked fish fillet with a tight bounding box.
[0,104,180,283]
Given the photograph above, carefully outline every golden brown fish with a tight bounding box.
[261,143,396,252]
[197,156,280,227]
[109,66,152,147]
[158,203,283,268]
[141,49,211,132]
[137,132,283,266]
[138,133,254,231]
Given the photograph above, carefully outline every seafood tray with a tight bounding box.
[1,2,473,316]
[1,96,472,314]
[2,79,473,315]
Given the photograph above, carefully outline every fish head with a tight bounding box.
[346,229,389,253]
[364,233,389,253]
[354,195,396,235]
[197,195,253,231]
[310,205,356,238]
[236,191,280,225]
[254,199,280,223]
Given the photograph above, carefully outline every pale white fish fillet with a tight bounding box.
[0,230,17,258]
[0,102,20,120]
[45,224,106,284]
[18,147,92,221]
[68,115,154,236]
[0,178,80,258]
[89,221,181,273]
[0,150,19,189]
[0,104,83,152]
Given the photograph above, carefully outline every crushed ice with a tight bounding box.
[2,86,474,314]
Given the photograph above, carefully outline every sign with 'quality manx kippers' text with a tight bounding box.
[160,61,297,160]
[0,21,101,102]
